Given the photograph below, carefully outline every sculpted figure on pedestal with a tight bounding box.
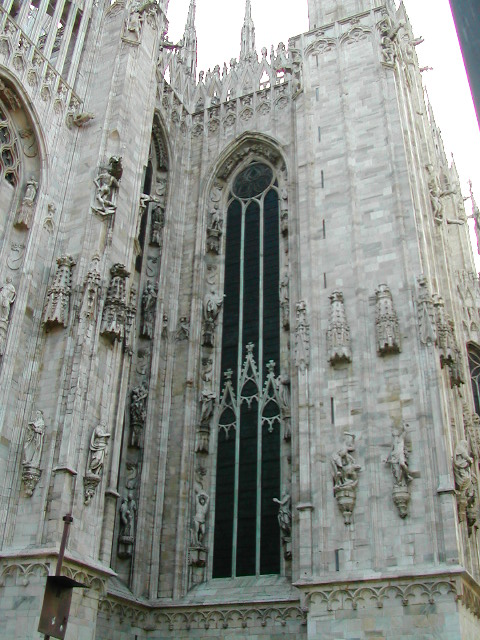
[331,433,361,525]
[22,410,45,496]
[453,440,477,531]
[385,423,413,518]
[84,424,110,505]
[141,281,157,339]
[0,277,16,356]
[14,176,38,228]
[193,490,210,546]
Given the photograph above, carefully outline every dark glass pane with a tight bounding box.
[236,399,258,576]
[232,163,273,199]
[262,189,280,370]
[213,427,236,578]
[243,201,260,354]
[260,420,281,575]
[221,199,242,392]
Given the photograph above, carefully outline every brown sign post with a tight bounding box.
[37,514,87,640]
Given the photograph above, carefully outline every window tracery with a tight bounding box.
[0,103,20,187]
[468,343,480,416]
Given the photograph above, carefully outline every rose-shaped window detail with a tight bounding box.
[232,162,273,199]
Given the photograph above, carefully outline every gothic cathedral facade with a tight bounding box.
[1,0,480,638]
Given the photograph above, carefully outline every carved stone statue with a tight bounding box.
[84,424,111,505]
[327,291,352,365]
[14,176,38,228]
[426,164,455,223]
[276,373,291,440]
[86,424,111,477]
[81,254,101,322]
[92,157,123,217]
[141,281,157,339]
[0,277,16,356]
[193,490,210,546]
[417,276,436,345]
[279,273,290,330]
[331,433,361,525]
[176,316,190,341]
[385,423,413,518]
[22,410,45,497]
[200,388,216,426]
[378,17,402,66]
[150,202,166,247]
[118,492,137,558]
[273,491,292,537]
[130,380,148,448]
[453,440,477,530]
[202,291,223,347]
[42,255,76,328]
[207,183,224,253]
[375,284,401,355]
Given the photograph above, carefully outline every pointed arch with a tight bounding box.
[467,342,480,416]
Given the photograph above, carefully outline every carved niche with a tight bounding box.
[84,424,111,505]
[42,255,76,328]
[100,264,130,342]
[375,284,401,355]
[327,290,352,365]
[294,300,310,371]
[331,433,361,525]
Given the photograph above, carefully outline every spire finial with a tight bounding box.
[181,0,197,78]
[240,0,257,63]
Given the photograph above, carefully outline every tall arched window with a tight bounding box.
[213,162,281,578]
[468,343,480,416]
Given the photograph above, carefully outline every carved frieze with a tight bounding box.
[92,156,123,217]
[327,291,352,365]
[100,264,130,342]
[331,433,361,525]
[0,277,16,356]
[375,284,401,355]
[42,255,76,328]
[385,423,413,518]
[14,176,38,228]
[22,410,45,497]
[84,424,111,505]
[294,301,310,370]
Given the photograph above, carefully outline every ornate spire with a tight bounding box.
[240,0,257,63]
[182,0,197,78]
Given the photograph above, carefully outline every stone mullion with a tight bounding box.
[66,0,94,88]
[54,2,77,76]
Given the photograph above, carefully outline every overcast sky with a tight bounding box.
[166,0,480,224]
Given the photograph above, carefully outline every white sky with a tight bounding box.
[166,0,480,247]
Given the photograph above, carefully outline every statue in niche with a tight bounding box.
[273,490,293,559]
[92,157,123,217]
[150,202,166,247]
[130,380,148,447]
[0,277,16,356]
[14,176,38,228]
[273,491,292,539]
[453,440,477,530]
[276,373,291,440]
[141,281,157,339]
[385,423,413,518]
[202,291,223,347]
[118,492,137,558]
[84,424,111,505]
[176,316,190,341]
[21,410,45,497]
[22,410,45,469]
[331,433,361,525]
[200,388,216,426]
[193,490,210,546]
[86,424,111,477]
[279,273,290,330]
